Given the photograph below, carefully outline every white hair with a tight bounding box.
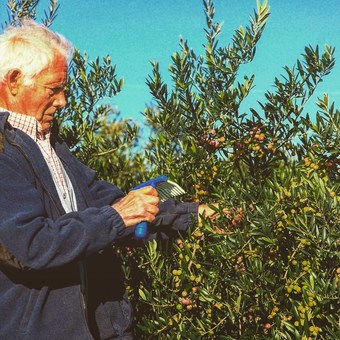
[0,19,74,85]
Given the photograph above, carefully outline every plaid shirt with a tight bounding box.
[4,110,77,213]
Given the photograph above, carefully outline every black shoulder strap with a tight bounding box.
[0,131,4,153]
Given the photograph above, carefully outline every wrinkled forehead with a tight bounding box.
[34,54,68,84]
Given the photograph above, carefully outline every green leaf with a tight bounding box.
[139,289,147,301]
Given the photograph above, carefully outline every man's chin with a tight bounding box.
[39,121,52,134]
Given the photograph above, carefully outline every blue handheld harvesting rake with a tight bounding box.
[132,175,186,238]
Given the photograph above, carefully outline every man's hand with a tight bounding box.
[112,186,160,227]
[198,203,220,226]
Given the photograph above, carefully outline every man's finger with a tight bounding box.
[133,186,159,196]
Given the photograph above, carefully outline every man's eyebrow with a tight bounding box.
[44,83,67,89]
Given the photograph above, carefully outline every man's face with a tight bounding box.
[15,54,68,133]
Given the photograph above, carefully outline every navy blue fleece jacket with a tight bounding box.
[0,111,198,339]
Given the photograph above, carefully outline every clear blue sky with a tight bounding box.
[1,0,340,127]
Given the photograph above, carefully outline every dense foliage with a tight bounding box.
[127,1,340,338]
[3,0,339,339]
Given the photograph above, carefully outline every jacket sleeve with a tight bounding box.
[117,199,199,245]
[63,146,199,238]
[58,142,126,208]
[0,152,127,271]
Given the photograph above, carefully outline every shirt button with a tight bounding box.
[63,193,67,199]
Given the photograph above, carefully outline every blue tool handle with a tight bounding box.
[133,175,168,238]
[135,221,148,238]
[133,175,168,190]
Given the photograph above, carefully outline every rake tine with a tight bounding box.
[156,180,186,202]
[166,184,185,195]
[157,187,170,201]
[166,180,185,193]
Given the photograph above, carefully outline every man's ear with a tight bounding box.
[5,69,23,95]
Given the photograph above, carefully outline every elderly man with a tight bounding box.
[0,20,215,339]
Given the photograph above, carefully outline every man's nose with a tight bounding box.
[54,91,67,108]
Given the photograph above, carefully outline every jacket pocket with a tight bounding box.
[93,294,133,339]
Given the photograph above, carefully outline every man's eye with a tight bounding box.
[47,86,64,95]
